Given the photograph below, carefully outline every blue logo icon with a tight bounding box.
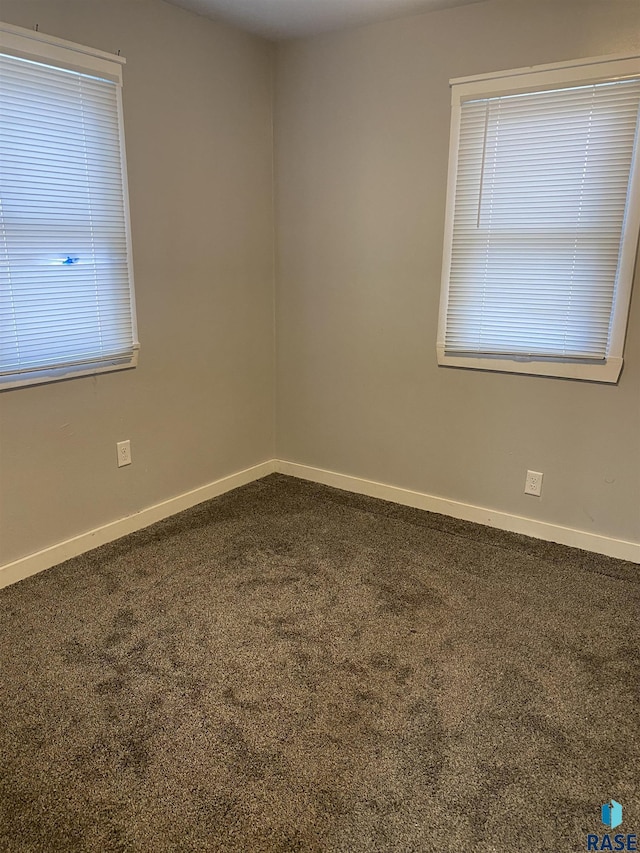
[587,801,634,850]
[601,800,623,830]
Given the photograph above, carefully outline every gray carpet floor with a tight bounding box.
[0,473,638,852]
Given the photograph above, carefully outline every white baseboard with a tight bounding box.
[275,460,640,564]
[3,456,637,590]
[0,460,275,590]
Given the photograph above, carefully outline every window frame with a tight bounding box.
[436,53,640,383]
[0,22,139,391]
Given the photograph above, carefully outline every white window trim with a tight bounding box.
[0,21,125,82]
[0,22,139,390]
[436,53,640,383]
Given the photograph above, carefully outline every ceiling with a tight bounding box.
[165,0,487,40]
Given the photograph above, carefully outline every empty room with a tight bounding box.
[0,0,639,850]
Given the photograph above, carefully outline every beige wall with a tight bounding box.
[1,0,639,569]
[275,0,640,543]
[0,0,275,564]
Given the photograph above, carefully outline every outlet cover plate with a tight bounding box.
[117,440,132,467]
[525,470,543,496]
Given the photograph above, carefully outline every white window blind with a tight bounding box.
[0,27,137,388]
[438,57,640,382]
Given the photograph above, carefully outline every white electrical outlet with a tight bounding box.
[117,439,132,467]
[524,470,543,496]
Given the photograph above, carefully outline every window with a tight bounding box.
[0,22,138,390]
[437,54,640,382]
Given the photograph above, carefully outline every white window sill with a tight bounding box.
[0,349,139,391]
[436,347,623,383]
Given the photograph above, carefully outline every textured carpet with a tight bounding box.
[0,473,638,852]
